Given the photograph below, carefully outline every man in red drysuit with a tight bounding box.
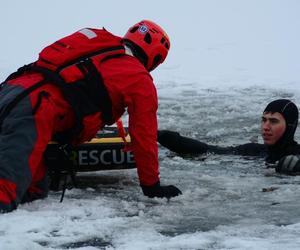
[0,20,182,212]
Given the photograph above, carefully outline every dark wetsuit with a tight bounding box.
[157,130,300,165]
[158,100,300,175]
[157,130,267,156]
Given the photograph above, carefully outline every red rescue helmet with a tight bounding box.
[123,20,170,71]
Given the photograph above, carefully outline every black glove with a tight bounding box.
[276,155,300,174]
[141,181,182,199]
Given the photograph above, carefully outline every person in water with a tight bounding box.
[158,99,300,174]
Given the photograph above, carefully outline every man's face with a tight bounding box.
[261,112,286,145]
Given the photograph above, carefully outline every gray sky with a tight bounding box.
[1,0,300,81]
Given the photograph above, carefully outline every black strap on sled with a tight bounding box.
[58,144,77,202]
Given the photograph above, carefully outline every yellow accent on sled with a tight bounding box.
[48,134,131,145]
[90,134,131,144]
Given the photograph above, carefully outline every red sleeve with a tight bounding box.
[98,55,160,186]
[126,78,160,186]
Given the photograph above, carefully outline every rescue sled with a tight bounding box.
[44,126,135,172]
[45,126,135,191]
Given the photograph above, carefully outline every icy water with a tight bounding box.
[1,84,300,250]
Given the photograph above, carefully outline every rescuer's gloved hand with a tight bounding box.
[141,181,182,198]
[276,155,300,174]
